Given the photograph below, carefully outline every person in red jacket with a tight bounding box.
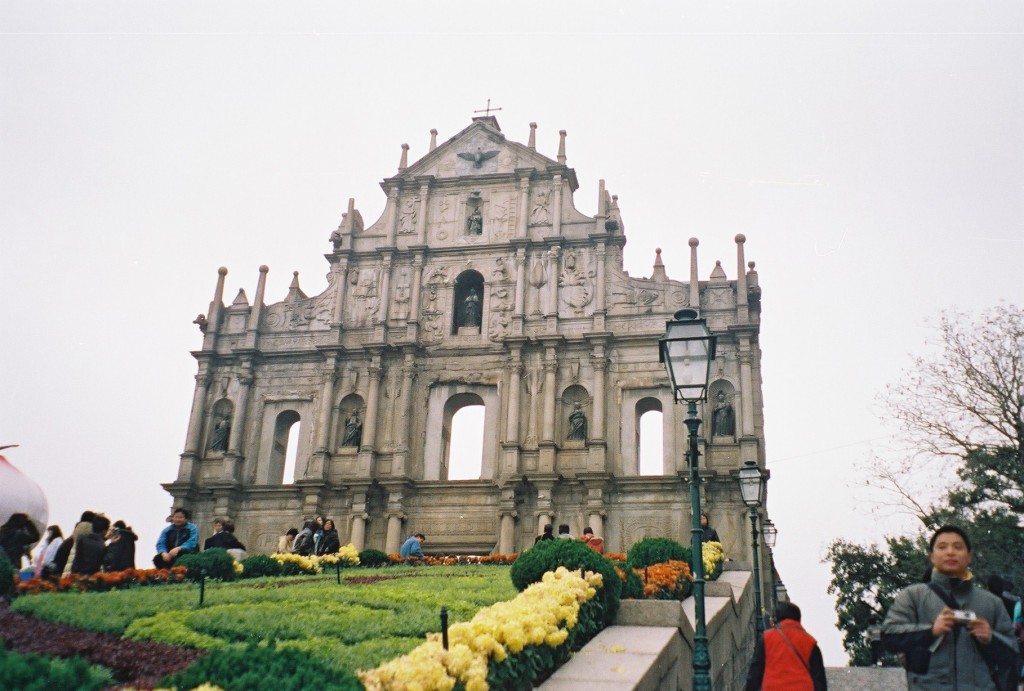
[745,601,828,690]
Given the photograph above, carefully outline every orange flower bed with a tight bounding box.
[15,567,188,595]
[639,560,693,600]
[388,553,520,565]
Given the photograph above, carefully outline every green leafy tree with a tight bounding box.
[829,305,1024,665]
[824,536,929,665]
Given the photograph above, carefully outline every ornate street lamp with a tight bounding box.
[776,581,788,603]
[659,308,716,691]
[738,460,766,636]
[761,519,778,616]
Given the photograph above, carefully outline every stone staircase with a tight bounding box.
[825,666,907,691]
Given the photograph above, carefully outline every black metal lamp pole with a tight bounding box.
[660,308,716,691]
[748,505,764,637]
[738,460,766,638]
[685,401,713,691]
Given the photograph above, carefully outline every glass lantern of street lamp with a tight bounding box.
[659,309,717,403]
[762,519,778,549]
[776,581,788,602]
[737,460,765,507]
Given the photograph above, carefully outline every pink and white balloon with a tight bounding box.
[0,447,48,539]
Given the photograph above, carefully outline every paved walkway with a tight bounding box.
[825,666,906,691]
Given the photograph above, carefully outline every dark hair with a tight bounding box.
[173,507,192,521]
[583,527,594,536]
[286,528,298,537]
[987,575,1005,594]
[47,525,63,540]
[414,533,426,541]
[542,524,553,534]
[92,515,111,535]
[113,520,127,530]
[775,601,802,623]
[223,520,236,533]
[929,525,972,553]
[558,524,570,534]
[323,519,335,531]
[80,510,96,523]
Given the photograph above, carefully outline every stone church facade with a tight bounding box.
[164,116,769,560]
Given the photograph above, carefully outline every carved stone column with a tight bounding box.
[332,258,351,327]
[183,366,211,457]
[350,513,368,551]
[541,348,557,443]
[499,511,517,555]
[385,188,399,245]
[224,366,253,482]
[358,353,383,476]
[516,175,530,238]
[378,252,393,325]
[546,246,560,320]
[551,174,563,236]
[385,512,405,555]
[593,242,607,331]
[415,180,430,245]
[738,343,755,437]
[308,354,338,481]
[512,246,527,335]
[393,351,416,476]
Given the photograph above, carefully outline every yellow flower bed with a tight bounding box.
[359,566,602,691]
[270,544,360,573]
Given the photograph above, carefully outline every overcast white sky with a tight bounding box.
[2,1,1022,666]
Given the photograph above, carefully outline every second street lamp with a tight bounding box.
[737,460,766,637]
[659,308,716,691]
[761,518,778,617]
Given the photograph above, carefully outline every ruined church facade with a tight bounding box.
[165,116,768,559]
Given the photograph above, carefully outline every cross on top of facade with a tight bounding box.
[473,99,502,117]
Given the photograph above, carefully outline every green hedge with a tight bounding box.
[626,537,691,570]
[241,555,283,578]
[358,548,389,567]
[510,539,621,628]
[161,641,361,691]
[0,646,112,691]
[177,548,237,582]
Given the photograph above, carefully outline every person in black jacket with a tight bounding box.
[103,520,137,572]
[0,513,40,569]
[71,514,110,576]
[204,519,246,553]
[316,519,340,556]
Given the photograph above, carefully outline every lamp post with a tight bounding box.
[761,519,778,618]
[737,460,765,637]
[659,308,716,691]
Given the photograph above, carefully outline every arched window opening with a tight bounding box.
[637,398,664,476]
[443,394,485,480]
[452,270,485,333]
[271,411,301,485]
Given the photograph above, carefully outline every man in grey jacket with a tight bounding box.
[882,525,1017,690]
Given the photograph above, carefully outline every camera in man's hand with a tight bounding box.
[951,609,977,624]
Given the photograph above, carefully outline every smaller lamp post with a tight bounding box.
[659,308,716,691]
[776,581,788,605]
[761,519,778,615]
[737,460,766,636]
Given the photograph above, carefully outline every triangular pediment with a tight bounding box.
[399,119,561,181]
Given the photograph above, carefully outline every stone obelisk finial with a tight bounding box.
[528,122,537,150]
[688,238,700,309]
[557,130,567,164]
[429,129,438,152]
[398,143,409,171]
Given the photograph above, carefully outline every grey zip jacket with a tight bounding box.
[882,570,1016,690]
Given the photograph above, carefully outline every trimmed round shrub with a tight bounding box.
[177,548,237,581]
[510,539,621,626]
[0,552,14,599]
[626,537,691,570]
[358,548,389,568]
[161,641,362,691]
[241,554,282,579]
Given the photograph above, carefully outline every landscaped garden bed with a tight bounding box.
[0,540,724,689]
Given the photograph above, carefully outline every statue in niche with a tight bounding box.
[463,289,481,328]
[567,403,587,441]
[711,391,736,437]
[531,189,550,224]
[210,417,230,452]
[467,206,483,235]
[342,411,363,447]
[399,199,417,234]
